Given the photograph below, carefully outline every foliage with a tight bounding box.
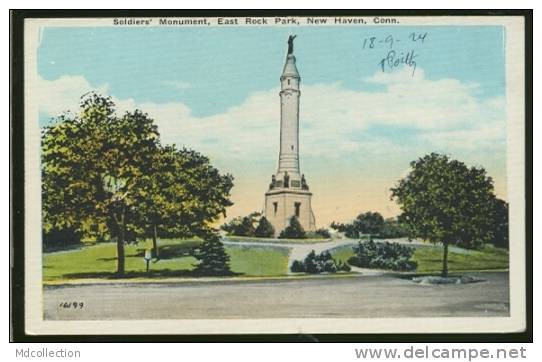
[379,218,410,238]
[254,216,275,237]
[192,234,232,276]
[348,240,417,271]
[279,216,306,239]
[488,199,509,249]
[353,212,385,235]
[290,260,305,273]
[135,145,234,257]
[390,153,498,276]
[290,250,351,274]
[314,228,331,238]
[42,226,82,251]
[220,212,261,237]
[41,93,234,275]
[331,212,408,239]
[42,93,159,274]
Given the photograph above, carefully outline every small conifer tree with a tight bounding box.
[193,234,231,276]
[279,216,306,239]
[254,216,275,237]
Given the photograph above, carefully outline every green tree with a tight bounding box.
[390,153,497,277]
[330,213,407,239]
[254,216,275,237]
[236,216,256,236]
[221,212,261,236]
[279,216,306,239]
[490,198,509,249]
[353,212,385,236]
[42,93,234,276]
[42,94,160,275]
[193,234,231,276]
[136,145,233,258]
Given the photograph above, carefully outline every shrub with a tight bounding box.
[330,213,409,239]
[254,216,275,237]
[336,259,352,272]
[193,234,231,276]
[42,227,82,250]
[315,228,331,238]
[348,240,417,271]
[279,216,306,239]
[221,212,264,237]
[303,250,319,273]
[290,249,350,274]
[290,260,305,273]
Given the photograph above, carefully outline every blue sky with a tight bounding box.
[36,25,507,224]
[39,26,504,116]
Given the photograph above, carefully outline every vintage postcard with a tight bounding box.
[16,12,528,336]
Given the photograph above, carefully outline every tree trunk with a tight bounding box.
[152,224,159,259]
[441,241,449,277]
[116,210,126,276]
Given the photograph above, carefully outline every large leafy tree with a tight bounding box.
[135,145,234,258]
[390,153,497,277]
[42,93,234,275]
[42,93,160,275]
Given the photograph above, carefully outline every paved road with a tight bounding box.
[44,272,509,320]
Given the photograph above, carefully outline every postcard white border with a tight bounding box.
[23,15,526,335]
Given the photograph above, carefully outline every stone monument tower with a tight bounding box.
[264,36,316,236]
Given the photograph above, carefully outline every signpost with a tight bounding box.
[144,249,152,272]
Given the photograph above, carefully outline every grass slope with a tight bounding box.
[330,243,508,273]
[412,244,509,273]
[226,245,289,276]
[43,238,290,281]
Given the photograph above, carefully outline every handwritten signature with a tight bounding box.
[379,49,418,76]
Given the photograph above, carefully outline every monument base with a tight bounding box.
[264,188,316,237]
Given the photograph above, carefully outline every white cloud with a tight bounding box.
[35,70,507,223]
[420,124,506,151]
[365,66,426,84]
[35,75,110,116]
[37,69,505,164]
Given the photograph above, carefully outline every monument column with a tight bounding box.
[264,36,316,236]
[278,45,301,177]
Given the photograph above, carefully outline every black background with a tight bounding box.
[9,9,533,343]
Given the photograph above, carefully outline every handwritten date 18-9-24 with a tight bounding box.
[362,32,428,77]
[362,32,428,50]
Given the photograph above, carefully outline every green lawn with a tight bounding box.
[226,245,290,276]
[328,245,356,265]
[43,239,201,281]
[412,244,509,273]
[329,243,509,273]
[43,238,290,281]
